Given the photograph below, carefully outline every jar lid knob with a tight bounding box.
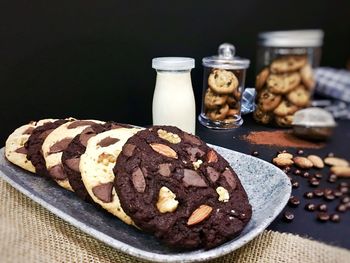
[218,43,235,59]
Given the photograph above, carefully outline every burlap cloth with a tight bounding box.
[0,178,349,263]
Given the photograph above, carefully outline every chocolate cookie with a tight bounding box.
[62,122,131,201]
[5,119,55,172]
[42,120,103,191]
[25,119,73,177]
[80,127,141,225]
[114,126,252,249]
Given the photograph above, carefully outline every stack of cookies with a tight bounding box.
[203,69,242,122]
[254,55,315,127]
[5,118,252,250]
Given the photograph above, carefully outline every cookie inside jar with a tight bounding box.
[199,43,250,129]
[254,55,315,127]
[254,30,324,128]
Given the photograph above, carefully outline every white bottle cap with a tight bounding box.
[152,57,195,70]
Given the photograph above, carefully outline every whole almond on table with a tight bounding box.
[277,153,293,159]
[307,155,324,169]
[330,166,350,177]
[273,157,294,167]
[187,205,213,226]
[293,157,313,169]
[324,157,349,167]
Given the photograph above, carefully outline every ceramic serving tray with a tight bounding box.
[0,146,291,262]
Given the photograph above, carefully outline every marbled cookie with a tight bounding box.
[5,119,55,172]
[114,126,252,249]
[80,127,141,225]
[62,122,131,201]
[25,119,73,177]
[42,120,103,191]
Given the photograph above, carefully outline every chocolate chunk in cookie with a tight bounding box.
[26,119,71,177]
[114,126,252,249]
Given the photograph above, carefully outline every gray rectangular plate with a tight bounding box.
[0,146,291,262]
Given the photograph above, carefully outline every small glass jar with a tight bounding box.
[152,57,196,134]
[254,30,324,127]
[198,43,250,129]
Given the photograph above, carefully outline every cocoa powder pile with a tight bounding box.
[242,130,325,149]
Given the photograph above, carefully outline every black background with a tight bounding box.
[1,1,350,145]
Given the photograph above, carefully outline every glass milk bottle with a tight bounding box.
[152,57,196,134]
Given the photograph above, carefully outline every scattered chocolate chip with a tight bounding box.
[97,136,120,147]
[339,186,349,194]
[336,204,347,212]
[339,182,349,188]
[333,190,343,197]
[283,211,294,222]
[324,194,335,201]
[341,196,350,203]
[92,182,114,203]
[288,196,300,207]
[64,157,80,172]
[132,167,146,193]
[304,192,314,199]
[327,152,335,157]
[324,188,333,195]
[67,120,96,129]
[330,213,340,223]
[222,169,237,189]
[294,169,301,175]
[123,144,136,157]
[317,212,330,222]
[285,166,292,173]
[251,151,259,156]
[305,203,316,211]
[183,169,207,188]
[15,146,27,154]
[49,138,72,154]
[318,204,327,212]
[48,164,67,180]
[158,163,172,177]
[23,126,34,135]
[313,189,324,197]
[328,174,338,183]
[280,150,288,154]
[314,173,323,179]
[291,179,299,188]
[206,166,220,182]
[297,149,304,155]
[302,172,310,178]
[309,177,320,187]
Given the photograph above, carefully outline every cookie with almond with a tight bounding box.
[113,125,252,249]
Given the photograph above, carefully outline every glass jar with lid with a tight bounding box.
[254,30,324,127]
[198,43,250,129]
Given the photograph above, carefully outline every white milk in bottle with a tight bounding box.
[152,57,196,134]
